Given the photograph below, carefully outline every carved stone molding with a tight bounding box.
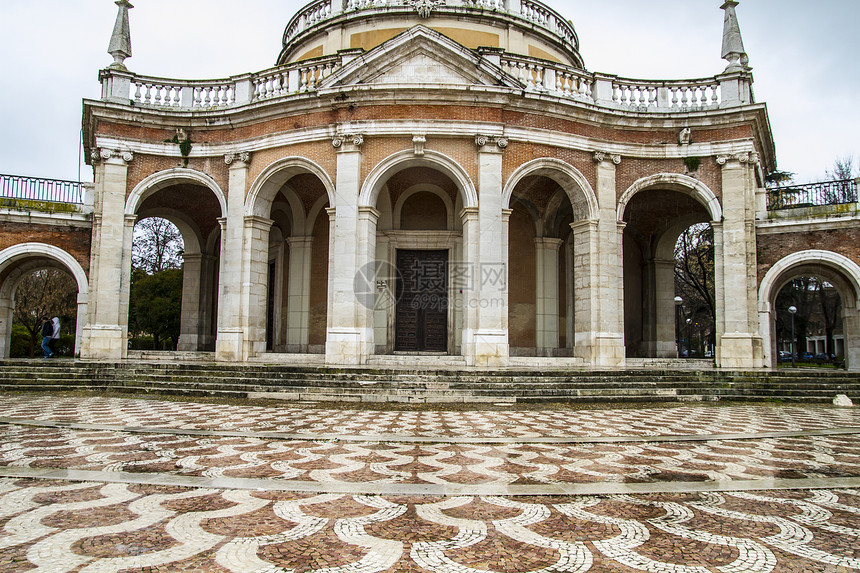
[409,0,443,18]
[593,151,621,165]
[717,152,753,166]
[679,127,692,145]
[224,151,250,166]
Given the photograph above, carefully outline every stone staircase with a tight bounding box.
[0,359,857,404]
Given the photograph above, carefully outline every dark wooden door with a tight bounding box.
[395,249,448,352]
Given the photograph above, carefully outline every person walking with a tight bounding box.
[50,316,61,356]
[40,317,53,358]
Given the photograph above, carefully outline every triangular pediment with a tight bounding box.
[318,26,522,90]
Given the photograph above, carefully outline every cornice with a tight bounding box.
[95,119,757,163]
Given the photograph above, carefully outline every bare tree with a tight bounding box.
[13,269,77,356]
[132,217,184,273]
[826,156,856,181]
[674,223,716,355]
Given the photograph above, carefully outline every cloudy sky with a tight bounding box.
[0,0,857,184]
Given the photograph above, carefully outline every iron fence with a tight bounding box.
[767,178,858,211]
[0,173,85,205]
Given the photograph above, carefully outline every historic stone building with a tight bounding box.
[2,0,859,371]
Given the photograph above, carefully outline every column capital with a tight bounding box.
[593,151,621,165]
[358,206,381,222]
[286,235,314,247]
[717,152,753,166]
[333,133,364,151]
[123,213,138,225]
[569,219,599,234]
[534,237,564,250]
[460,206,479,224]
[243,215,274,231]
[92,148,134,165]
[475,135,508,153]
[224,151,251,166]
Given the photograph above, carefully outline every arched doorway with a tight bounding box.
[620,184,716,359]
[759,250,860,370]
[246,159,334,356]
[375,166,462,354]
[0,243,89,358]
[131,184,222,352]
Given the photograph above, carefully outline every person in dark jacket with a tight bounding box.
[40,317,54,358]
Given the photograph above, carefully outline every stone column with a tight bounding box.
[572,152,626,366]
[459,206,479,364]
[286,236,313,352]
[197,253,218,350]
[472,137,509,367]
[714,153,763,368]
[535,237,562,354]
[82,149,134,359]
[177,253,203,351]
[325,135,366,365]
[215,154,250,362]
[242,216,275,359]
[652,259,678,358]
[356,206,380,361]
[842,305,860,372]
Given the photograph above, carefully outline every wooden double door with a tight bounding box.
[395,249,448,352]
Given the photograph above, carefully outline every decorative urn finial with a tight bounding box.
[720,0,748,72]
[108,0,134,70]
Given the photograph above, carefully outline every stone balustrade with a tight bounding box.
[282,0,578,51]
[0,173,86,205]
[99,52,753,113]
[767,178,860,211]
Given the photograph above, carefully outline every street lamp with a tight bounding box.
[788,305,797,368]
[686,317,692,358]
[674,296,683,358]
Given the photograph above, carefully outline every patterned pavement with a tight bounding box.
[0,394,859,572]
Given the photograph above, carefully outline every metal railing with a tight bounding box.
[767,178,859,211]
[0,174,85,205]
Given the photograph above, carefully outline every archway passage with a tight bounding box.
[760,251,860,371]
[774,276,843,365]
[508,175,574,356]
[0,243,89,358]
[263,173,330,354]
[373,166,462,355]
[622,189,713,359]
[134,183,223,351]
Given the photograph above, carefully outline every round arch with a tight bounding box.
[126,168,227,217]
[246,157,335,219]
[758,250,860,370]
[359,150,477,209]
[759,250,860,312]
[135,208,202,256]
[618,173,723,223]
[502,158,598,221]
[0,243,90,358]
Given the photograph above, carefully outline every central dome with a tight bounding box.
[278,0,583,68]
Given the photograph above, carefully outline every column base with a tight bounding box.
[81,325,126,360]
[468,329,509,368]
[215,328,245,362]
[325,328,365,365]
[574,332,626,367]
[717,332,764,369]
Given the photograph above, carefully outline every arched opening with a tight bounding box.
[261,173,330,354]
[759,251,860,371]
[130,182,223,352]
[507,176,574,356]
[129,217,185,351]
[0,243,89,359]
[622,189,713,359]
[375,166,462,354]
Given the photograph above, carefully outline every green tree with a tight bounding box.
[129,268,183,350]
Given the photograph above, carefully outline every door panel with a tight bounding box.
[395,249,448,352]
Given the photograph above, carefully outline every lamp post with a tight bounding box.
[788,305,797,368]
[686,317,692,358]
[674,296,683,358]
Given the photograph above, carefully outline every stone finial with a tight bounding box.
[721,1,748,72]
[108,0,134,70]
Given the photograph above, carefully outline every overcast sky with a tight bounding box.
[0,0,857,184]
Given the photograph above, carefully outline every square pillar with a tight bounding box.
[286,236,314,352]
[82,151,135,360]
[177,253,204,351]
[471,138,509,367]
[652,259,679,358]
[535,238,563,353]
[242,215,275,359]
[216,155,250,362]
[714,154,764,368]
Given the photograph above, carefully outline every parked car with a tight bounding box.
[813,353,837,362]
[777,350,793,362]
